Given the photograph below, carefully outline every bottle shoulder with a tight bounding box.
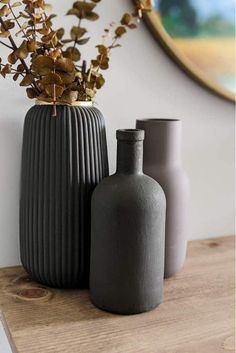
[92,172,166,204]
[95,172,163,188]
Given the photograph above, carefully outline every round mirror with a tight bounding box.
[143,0,235,102]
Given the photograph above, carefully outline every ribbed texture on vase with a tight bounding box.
[20,105,109,288]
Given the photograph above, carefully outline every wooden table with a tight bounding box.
[0,236,234,353]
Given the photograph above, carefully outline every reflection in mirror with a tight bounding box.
[146,0,235,101]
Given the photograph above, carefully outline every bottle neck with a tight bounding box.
[116,140,143,174]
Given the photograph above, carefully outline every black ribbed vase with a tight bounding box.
[20,104,109,288]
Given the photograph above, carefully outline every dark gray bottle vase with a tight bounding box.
[20,104,109,288]
[90,129,166,315]
[136,119,190,278]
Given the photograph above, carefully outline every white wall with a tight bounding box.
[0,0,235,267]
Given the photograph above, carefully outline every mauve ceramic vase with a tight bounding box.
[90,129,166,315]
[136,119,190,278]
[20,104,108,288]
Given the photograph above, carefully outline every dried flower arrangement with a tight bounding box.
[0,0,151,114]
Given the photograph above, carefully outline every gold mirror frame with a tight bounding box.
[143,9,235,103]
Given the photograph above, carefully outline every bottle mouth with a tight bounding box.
[116,129,145,141]
[137,118,181,123]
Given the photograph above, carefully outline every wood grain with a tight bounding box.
[0,236,234,353]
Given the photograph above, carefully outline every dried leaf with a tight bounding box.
[96,45,108,55]
[115,26,127,38]
[26,87,38,99]
[13,72,19,81]
[0,30,10,38]
[3,20,15,30]
[60,89,78,104]
[20,74,34,86]
[77,37,90,45]
[85,87,95,98]
[27,39,37,52]
[15,40,29,60]
[58,71,76,84]
[96,74,105,89]
[31,55,55,75]
[11,2,21,7]
[91,59,99,68]
[0,5,10,16]
[96,55,109,70]
[121,13,132,26]
[37,27,49,35]
[8,51,17,64]
[1,63,11,77]
[55,57,75,73]
[56,27,65,40]
[16,63,24,73]
[61,39,73,44]
[41,31,57,45]
[73,2,96,12]
[85,12,99,21]
[64,47,81,62]
[41,72,62,86]
[66,8,80,17]
[70,26,87,40]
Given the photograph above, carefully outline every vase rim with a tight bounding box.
[137,119,181,123]
[35,99,93,107]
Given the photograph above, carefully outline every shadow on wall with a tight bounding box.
[0,119,23,267]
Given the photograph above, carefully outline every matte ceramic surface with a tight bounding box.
[136,119,190,278]
[90,129,166,315]
[20,105,109,288]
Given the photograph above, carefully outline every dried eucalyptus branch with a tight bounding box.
[0,0,152,107]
